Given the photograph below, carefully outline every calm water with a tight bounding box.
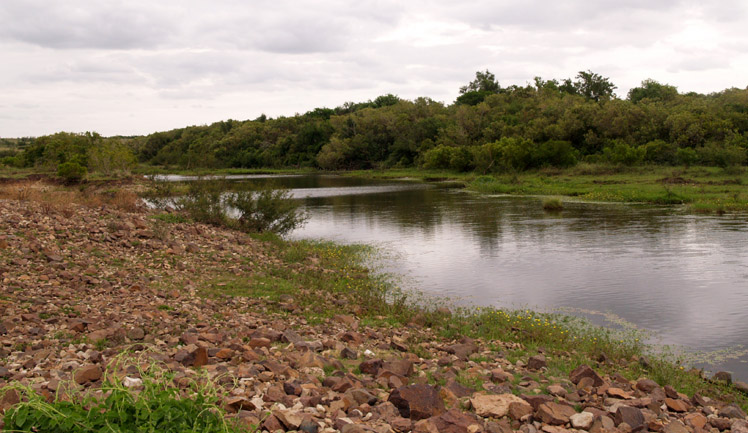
[166,174,748,378]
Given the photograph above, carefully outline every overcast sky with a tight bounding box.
[1,0,747,137]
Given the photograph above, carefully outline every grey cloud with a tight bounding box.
[0,0,175,49]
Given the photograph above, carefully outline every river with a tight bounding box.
[163,173,748,379]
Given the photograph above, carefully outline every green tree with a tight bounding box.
[459,70,501,94]
[628,79,678,104]
[573,70,617,102]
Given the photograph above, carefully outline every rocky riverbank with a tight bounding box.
[1,182,748,433]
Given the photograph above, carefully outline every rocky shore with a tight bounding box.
[1,187,748,433]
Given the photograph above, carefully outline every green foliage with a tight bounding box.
[459,70,501,94]
[228,186,307,235]
[628,79,679,104]
[2,367,239,433]
[88,139,137,175]
[171,178,306,235]
[56,161,87,183]
[603,140,645,166]
[9,74,748,173]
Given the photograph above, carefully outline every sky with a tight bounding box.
[1,0,747,138]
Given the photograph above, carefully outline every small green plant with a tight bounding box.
[2,364,241,433]
[227,185,307,235]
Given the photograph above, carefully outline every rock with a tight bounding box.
[445,343,479,360]
[261,414,284,432]
[710,417,732,431]
[274,409,303,430]
[0,367,10,378]
[127,327,145,340]
[490,368,512,383]
[388,384,446,420]
[547,385,567,397]
[74,365,102,384]
[607,387,634,399]
[471,393,529,418]
[527,354,547,370]
[341,347,358,359]
[521,394,554,411]
[615,406,645,432]
[721,404,747,419]
[123,377,143,389]
[508,401,534,421]
[383,359,414,377]
[430,408,483,433]
[665,398,688,412]
[569,365,603,387]
[684,413,707,429]
[299,418,320,433]
[570,412,595,430]
[360,358,383,375]
[734,381,748,394]
[663,420,689,433]
[536,402,576,425]
[636,379,658,393]
[713,371,732,384]
[225,397,255,412]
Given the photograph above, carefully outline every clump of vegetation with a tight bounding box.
[1,362,241,433]
[542,197,564,211]
[56,161,87,183]
[154,178,307,235]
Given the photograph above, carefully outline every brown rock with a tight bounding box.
[445,343,479,360]
[248,337,271,348]
[537,402,576,425]
[262,414,284,432]
[430,408,484,433]
[685,413,707,430]
[713,371,732,384]
[721,404,747,419]
[471,393,529,418]
[665,398,689,413]
[383,359,414,377]
[522,394,554,411]
[608,387,634,399]
[224,397,255,412]
[570,365,604,387]
[388,384,446,420]
[615,406,645,432]
[359,358,383,375]
[508,401,534,420]
[74,365,102,384]
[663,420,689,433]
[709,417,732,431]
[527,354,547,371]
[636,379,658,393]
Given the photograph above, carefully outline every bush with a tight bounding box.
[229,186,307,235]
[421,145,453,169]
[173,178,306,235]
[533,140,577,168]
[56,161,87,183]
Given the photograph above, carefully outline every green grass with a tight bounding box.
[1,358,244,433]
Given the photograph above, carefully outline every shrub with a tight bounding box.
[175,178,228,226]
[56,161,87,183]
[533,140,578,168]
[542,198,564,211]
[173,178,306,235]
[421,145,453,169]
[229,186,307,235]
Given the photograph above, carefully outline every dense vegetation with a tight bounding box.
[2,71,748,176]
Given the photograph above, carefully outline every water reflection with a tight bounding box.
[218,174,748,378]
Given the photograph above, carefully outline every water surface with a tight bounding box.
[174,174,748,378]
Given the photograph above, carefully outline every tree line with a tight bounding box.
[3,71,748,176]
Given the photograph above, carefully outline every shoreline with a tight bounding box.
[2,177,748,431]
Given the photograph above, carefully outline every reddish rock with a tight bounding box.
[359,358,383,375]
[521,394,554,411]
[383,359,414,377]
[527,354,547,370]
[615,406,645,432]
[74,365,102,384]
[537,402,576,425]
[388,384,446,420]
[445,342,479,360]
[570,365,604,387]
[665,398,689,412]
[636,379,658,393]
[430,408,484,433]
